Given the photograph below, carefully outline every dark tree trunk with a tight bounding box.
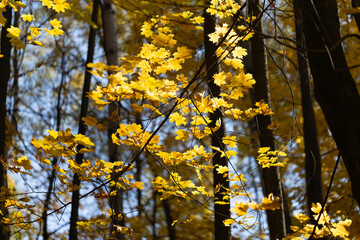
[299,0,360,207]
[248,0,288,238]
[161,199,176,240]
[69,1,99,239]
[101,1,124,239]
[203,5,230,240]
[293,0,324,224]
[0,7,12,240]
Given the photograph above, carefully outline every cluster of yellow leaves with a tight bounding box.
[0,186,35,230]
[44,18,64,37]
[41,0,70,13]
[206,0,241,19]
[152,173,208,200]
[285,203,352,239]
[31,128,94,158]
[77,214,111,234]
[0,155,32,174]
[111,123,162,152]
[223,193,280,226]
[0,0,68,51]
[256,147,286,168]
[6,25,25,49]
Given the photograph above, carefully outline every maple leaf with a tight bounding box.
[231,202,249,216]
[260,193,280,211]
[174,129,190,141]
[169,112,187,126]
[223,219,235,226]
[191,16,204,24]
[74,134,94,146]
[52,0,70,13]
[6,26,20,38]
[50,19,62,28]
[21,14,34,22]
[13,156,32,171]
[222,136,237,148]
[82,116,97,127]
[232,46,247,58]
[213,72,227,86]
[216,165,229,174]
[46,128,59,139]
[41,0,53,8]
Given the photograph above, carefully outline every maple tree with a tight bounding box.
[0,0,360,239]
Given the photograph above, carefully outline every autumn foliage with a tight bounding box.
[0,0,359,239]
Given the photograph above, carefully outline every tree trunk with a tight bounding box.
[203,5,230,240]
[69,1,99,239]
[299,0,360,207]
[0,6,12,240]
[101,1,124,239]
[248,0,288,238]
[293,0,324,224]
[43,48,67,240]
[161,198,176,240]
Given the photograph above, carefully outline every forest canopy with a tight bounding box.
[1,0,360,239]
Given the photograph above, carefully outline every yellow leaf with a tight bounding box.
[295,213,309,223]
[133,182,144,190]
[258,147,270,154]
[311,202,322,214]
[260,193,280,211]
[21,14,34,22]
[13,155,32,171]
[169,112,187,126]
[52,0,70,13]
[6,26,20,38]
[174,129,190,141]
[47,128,58,139]
[213,72,226,86]
[231,202,249,216]
[223,218,235,226]
[82,116,97,127]
[216,165,229,174]
[74,134,94,146]
[222,135,237,148]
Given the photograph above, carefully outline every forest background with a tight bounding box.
[1,0,360,239]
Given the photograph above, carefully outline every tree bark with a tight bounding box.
[293,0,324,224]
[248,0,288,238]
[0,6,12,240]
[69,1,99,239]
[299,0,360,207]
[101,1,124,239]
[203,5,230,240]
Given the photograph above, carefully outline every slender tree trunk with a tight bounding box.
[248,0,288,239]
[0,7,12,240]
[203,5,230,240]
[298,0,360,207]
[43,49,66,240]
[101,1,124,238]
[152,191,157,240]
[293,0,324,225]
[161,198,176,240]
[69,1,99,239]
[135,113,143,215]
